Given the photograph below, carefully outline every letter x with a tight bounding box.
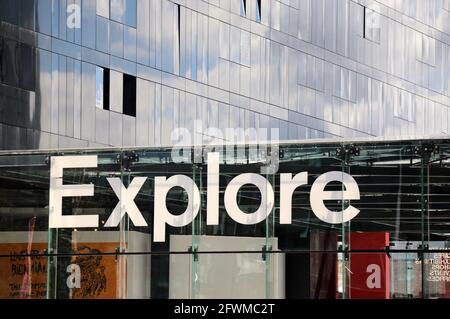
[104,177,148,227]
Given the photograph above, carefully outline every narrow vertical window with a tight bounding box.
[240,0,247,17]
[177,4,180,74]
[363,6,381,43]
[123,74,136,117]
[1,38,19,87]
[103,67,110,110]
[96,66,110,110]
[18,42,35,91]
[0,37,3,82]
[362,6,366,39]
[256,0,261,22]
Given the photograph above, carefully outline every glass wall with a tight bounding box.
[2,0,450,151]
[1,138,450,299]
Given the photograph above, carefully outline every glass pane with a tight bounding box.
[95,66,104,109]
[0,140,450,299]
[256,0,261,22]
[1,38,19,87]
[97,0,110,18]
[0,0,19,25]
[240,0,246,17]
[18,43,36,91]
[110,0,137,28]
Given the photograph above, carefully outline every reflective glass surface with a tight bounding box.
[0,139,449,298]
[110,0,136,28]
[0,0,449,150]
[96,66,104,109]
[0,0,449,300]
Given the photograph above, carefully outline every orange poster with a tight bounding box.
[0,243,48,299]
[70,243,123,299]
[0,242,124,299]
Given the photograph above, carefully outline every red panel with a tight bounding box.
[349,232,390,299]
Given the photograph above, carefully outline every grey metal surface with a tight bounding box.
[0,0,449,150]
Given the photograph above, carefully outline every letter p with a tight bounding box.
[154,175,201,242]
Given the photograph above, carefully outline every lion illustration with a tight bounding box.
[71,246,107,299]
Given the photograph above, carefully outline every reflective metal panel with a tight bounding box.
[36,49,52,132]
[110,21,124,58]
[109,70,123,113]
[230,26,240,64]
[124,25,137,62]
[148,81,155,145]
[50,53,58,134]
[81,62,96,141]
[96,16,110,54]
[208,17,219,88]
[58,0,67,41]
[97,0,110,18]
[111,0,137,27]
[95,108,109,144]
[66,58,74,137]
[136,79,149,146]
[136,0,150,65]
[122,114,136,146]
[95,66,104,109]
[161,85,174,146]
[36,0,52,35]
[19,0,35,31]
[0,0,19,25]
[73,59,81,139]
[161,0,177,74]
[0,0,449,152]
[124,0,137,28]
[154,83,161,146]
[109,110,123,145]
[82,0,96,48]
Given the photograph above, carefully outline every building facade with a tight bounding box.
[0,0,449,150]
[1,0,450,300]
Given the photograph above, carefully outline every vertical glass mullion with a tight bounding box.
[421,146,431,299]
[340,143,347,299]
[265,166,275,299]
[46,226,58,299]
[118,149,127,299]
[421,153,424,298]
[46,153,54,299]
[190,162,201,298]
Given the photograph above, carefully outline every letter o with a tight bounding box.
[224,173,274,225]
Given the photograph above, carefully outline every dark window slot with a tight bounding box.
[0,37,35,91]
[103,68,110,111]
[177,4,181,71]
[18,42,35,91]
[256,0,261,22]
[241,0,247,16]
[96,66,110,110]
[123,73,136,117]
[363,6,366,39]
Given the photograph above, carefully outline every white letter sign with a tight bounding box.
[310,171,360,224]
[224,173,274,225]
[49,156,99,228]
[154,175,201,242]
[104,177,148,227]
